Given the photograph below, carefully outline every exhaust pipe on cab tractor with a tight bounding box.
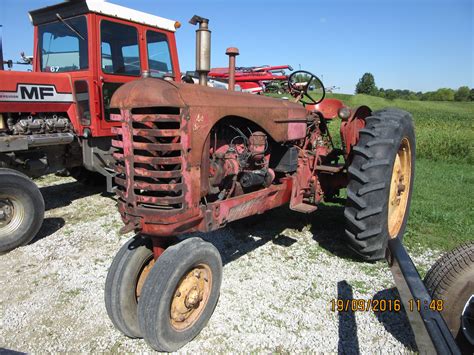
[189,15,211,86]
[0,25,4,70]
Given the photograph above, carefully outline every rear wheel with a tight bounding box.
[344,109,415,261]
[138,237,222,352]
[424,242,474,354]
[0,168,45,253]
[105,235,154,338]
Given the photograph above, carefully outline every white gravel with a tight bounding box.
[0,175,440,353]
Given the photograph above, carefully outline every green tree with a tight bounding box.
[355,73,377,95]
[470,88,474,101]
[432,88,455,101]
[385,89,397,100]
[454,86,470,101]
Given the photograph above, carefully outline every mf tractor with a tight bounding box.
[105,13,419,353]
[0,0,181,252]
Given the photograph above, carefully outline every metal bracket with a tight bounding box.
[387,238,461,354]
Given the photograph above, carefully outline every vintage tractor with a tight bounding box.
[0,0,182,252]
[105,16,417,352]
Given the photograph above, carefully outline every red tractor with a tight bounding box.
[0,0,182,252]
[105,16,416,352]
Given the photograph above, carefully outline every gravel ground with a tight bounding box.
[0,175,440,353]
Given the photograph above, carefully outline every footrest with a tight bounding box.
[290,203,317,214]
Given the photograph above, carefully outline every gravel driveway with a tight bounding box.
[0,175,439,353]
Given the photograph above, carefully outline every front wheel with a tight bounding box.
[105,235,154,338]
[0,168,45,253]
[138,237,222,352]
[344,108,415,261]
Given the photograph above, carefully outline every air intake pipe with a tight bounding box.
[189,15,211,86]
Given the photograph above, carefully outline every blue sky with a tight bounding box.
[1,0,472,93]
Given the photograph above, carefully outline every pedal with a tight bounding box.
[290,203,317,214]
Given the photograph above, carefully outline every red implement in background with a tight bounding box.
[209,65,293,94]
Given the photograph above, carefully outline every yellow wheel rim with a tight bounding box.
[388,137,412,238]
[170,264,212,331]
[135,257,155,300]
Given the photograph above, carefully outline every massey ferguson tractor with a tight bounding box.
[103,13,424,352]
[0,0,182,252]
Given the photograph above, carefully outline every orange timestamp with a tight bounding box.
[330,298,445,312]
[331,299,401,312]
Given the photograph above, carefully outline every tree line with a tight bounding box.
[355,73,474,101]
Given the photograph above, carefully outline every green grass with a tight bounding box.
[407,158,473,251]
[267,92,473,251]
[329,93,474,164]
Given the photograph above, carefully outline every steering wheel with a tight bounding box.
[288,70,326,105]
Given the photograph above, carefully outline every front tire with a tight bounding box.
[344,109,415,261]
[105,235,154,338]
[424,242,474,354]
[138,237,222,352]
[0,168,45,253]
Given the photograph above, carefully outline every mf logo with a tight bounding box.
[19,85,55,100]
[0,84,73,102]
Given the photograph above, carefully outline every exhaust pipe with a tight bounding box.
[189,15,211,86]
[0,25,4,71]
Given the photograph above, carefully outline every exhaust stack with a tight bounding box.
[0,25,4,71]
[189,15,211,86]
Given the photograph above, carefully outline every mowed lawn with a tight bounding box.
[270,92,474,251]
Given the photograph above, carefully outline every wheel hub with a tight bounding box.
[462,295,474,345]
[170,264,211,330]
[388,138,412,238]
[0,196,25,238]
[0,199,14,226]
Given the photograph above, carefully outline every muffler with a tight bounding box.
[189,15,211,86]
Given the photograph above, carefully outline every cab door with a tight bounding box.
[95,16,144,136]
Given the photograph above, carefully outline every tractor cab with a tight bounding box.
[28,0,181,136]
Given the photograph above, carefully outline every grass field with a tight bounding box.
[269,92,473,252]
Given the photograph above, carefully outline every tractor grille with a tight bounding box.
[112,108,184,211]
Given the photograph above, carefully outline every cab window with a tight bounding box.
[39,16,88,72]
[101,20,140,76]
[146,31,173,78]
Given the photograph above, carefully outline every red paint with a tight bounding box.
[0,6,181,138]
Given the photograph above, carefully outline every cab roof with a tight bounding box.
[29,0,177,32]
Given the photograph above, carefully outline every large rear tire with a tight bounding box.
[138,237,222,352]
[424,242,474,354]
[344,108,415,261]
[0,168,45,253]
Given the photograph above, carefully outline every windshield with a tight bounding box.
[39,15,88,73]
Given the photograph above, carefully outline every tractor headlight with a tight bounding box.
[338,107,351,121]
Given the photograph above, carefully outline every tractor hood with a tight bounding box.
[111,78,308,142]
[0,70,73,112]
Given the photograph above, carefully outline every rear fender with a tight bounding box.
[340,105,372,157]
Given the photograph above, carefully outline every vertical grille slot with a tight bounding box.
[112,110,184,211]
